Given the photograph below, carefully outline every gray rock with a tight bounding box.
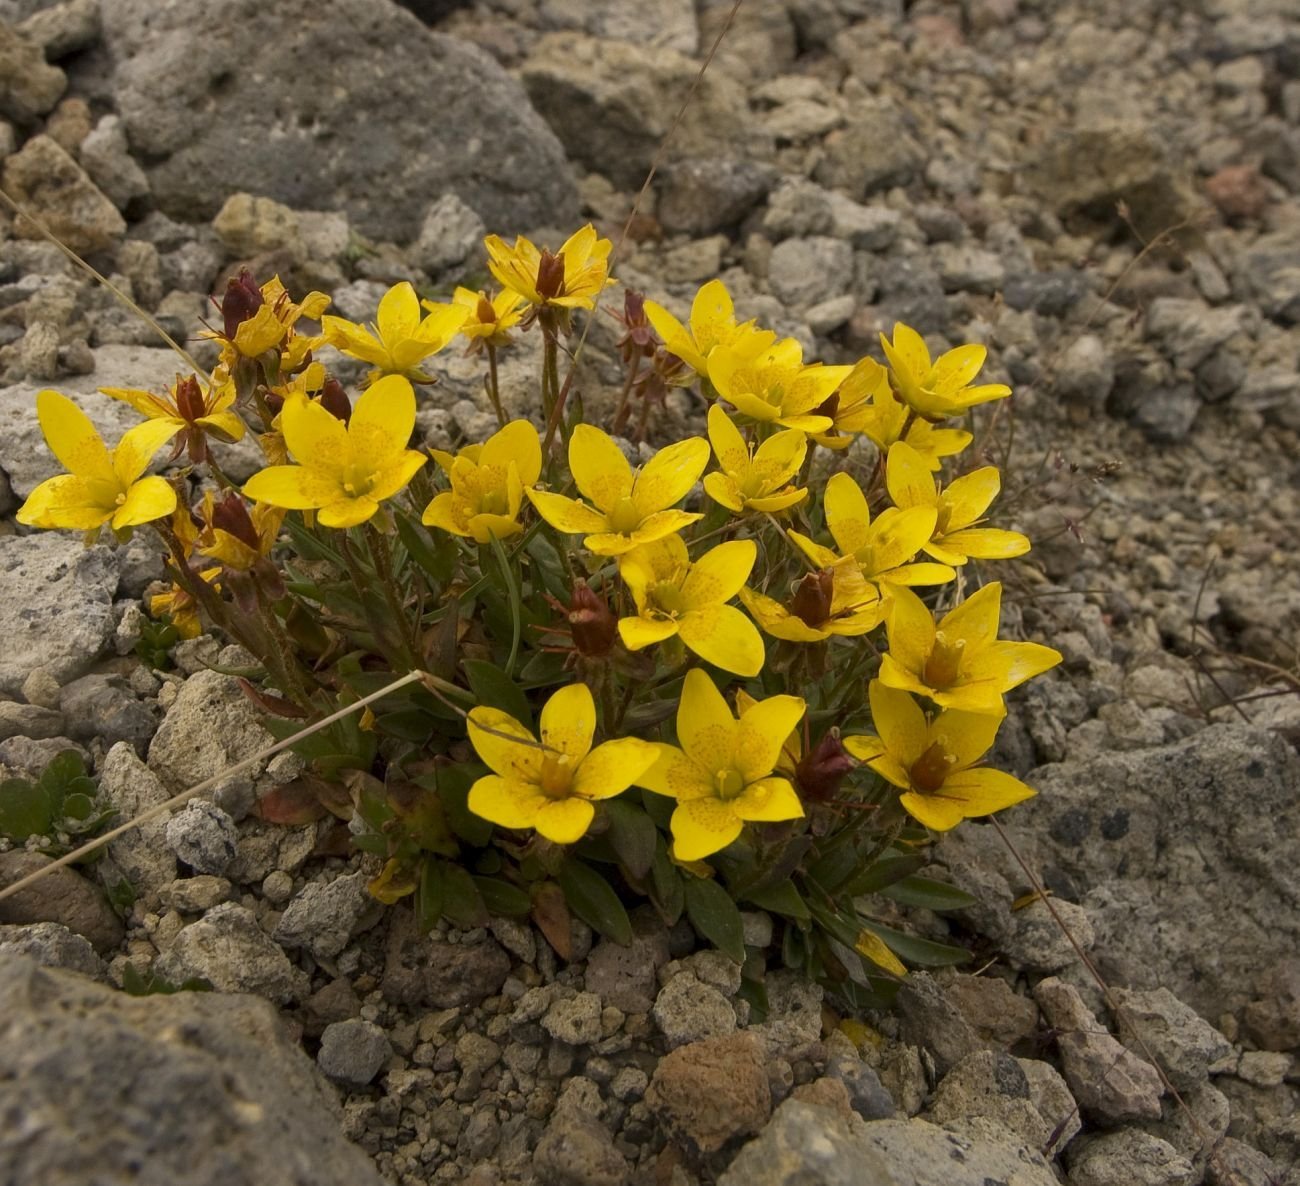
[317,1019,392,1090]
[825,1053,896,1121]
[926,1050,1049,1148]
[78,114,150,211]
[1144,298,1248,371]
[1243,958,1300,1051]
[148,669,275,797]
[154,901,308,1003]
[0,23,65,122]
[1019,1057,1081,1154]
[657,158,776,236]
[543,991,604,1046]
[273,870,379,961]
[1235,225,1300,324]
[1034,977,1164,1124]
[1003,725,1300,1019]
[653,971,737,1048]
[165,800,238,875]
[1111,987,1233,1092]
[875,251,949,335]
[814,104,925,198]
[381,910,511,1008]
[583,914,670,1013]
[0,956,385,1186]
[0,920,101,977]
[1002,898,1096,973]
[413,192,485,275]
[568,0,698,54]
[855,1116,1059,1186]
[767,235,854,309]
[750,969,823,1056]
[15,0,100,58]
[0,698,65,740]
[1125,380,1200,444]
[58,673,156,753]
[101,0,577,240]
[3,134,125,255]
[212,192,304,261]
[454,1032,501,1075]
[804,293,856,335]
[896,972,980,1076]
[159,875,231,913]
[828,195,902,251]
[0,850,124,953]
[933,243,1006,295]
[1066,1129,1196,1186]
[1054,333,1115,413]
[945,973,1040,1048]
[0,734,89,776]
[0,535,119,697]
[96,741,178,903]
[534,1106,630,1186]
[521,32,762,191]
[718,1099,895,1186]
[762,177,835,238]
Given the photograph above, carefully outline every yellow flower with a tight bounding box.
[878,584,1063,714]
[879,323,1011,421]
[886,441,1030,565]
[703,405,807,515]
[739,565,887,642]
[643,278,776,378]
[844,681,1034,832]
[709,337,849,433]
[322,281,468,384]
[100,374,245,462]
[467,683,658,844]
[210,274,330,362]
[196,491,286,572]
[241,374,427,529]
[788,472,954,587]
[636,669,806,861]
[150,567,220,639]
[484,224,613,310]
[17,390,178,533]
[617,535,765,676]
[450,286,526,349]
[527,425,708,556]
[423,419,542,543]
[839,362,972,468]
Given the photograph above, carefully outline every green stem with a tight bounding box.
[541,329,564,456]
[485,343,506,428]
[365,523,418,666]
[611,354,642,435]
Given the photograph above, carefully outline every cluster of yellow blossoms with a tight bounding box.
[15,223,1060,870]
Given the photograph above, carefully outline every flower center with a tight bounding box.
[648,580,684,617]
[479,487,510,516]
[909,740,956,793]
[922,631,966,689]
[607,496,642,535]
[715,768,745,800]
[342,471,379,498]
[538,754,574,798]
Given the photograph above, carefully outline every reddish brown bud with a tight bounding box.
[567,580,617,658]
[221,269,264,339]
[536,250,566,301]
[812,392,840,421]
[174,375,207,422]
[319,376,352,424]
[476,294,497,325]
[210,492,260,551]
[795,729,854,803]
[790,569,835,628]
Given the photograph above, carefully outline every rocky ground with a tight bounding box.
[1,0,1299,1183]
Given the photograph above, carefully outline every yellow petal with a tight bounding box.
[366,450,428,503]
[703,471,745,513]
[16,474,110,530]
[939,582,1002,652]
[823,472,873,557]
[787,531,842,570]
[569,425,633,512]
[881,323,932,384]
[468,774,543,830]
[377,281,420,340]
[746,487,808,514]
[855,930,907,977]
[931,708,1004,771]
[677,603,765,676]
[751,428,807,487]
[680,539,756,609]
[671,799,743,861]
[621,509,703,551]
[352,374,416,453]
[573,738,660,801]
[540,683,596,762]
[282,393,347,473]
[899,790,966,832]
[940,528,1031,560]
[931,343,987,393]
[534,798,597,845]
[36,390,114,483]
[939,767,1036,817]
[111,475,177,529]
[961,640,1063,691]
[243,465,336,510]
[468,706,543,782]
[526,489,608,535]
[322,316,386,368]
[868,681,928,767]
[482,420,543,487]
[114,418,182,486]
[636,743,714,801]
[422,492,466,535]
[617,615,680,651]
[886,441,939,511]
[737,586,829,643]
[675,669,737,777]
[317,495,380,528]
[732,776,804,823]
[633,436,710,517]
[885,585,937,676]
[734,695,807,784]
[706,404,749,474]
[941,467,1000,531]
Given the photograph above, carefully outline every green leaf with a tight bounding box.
[650,843,684,926]
[0,777,56,841]
[474,876,532,917]
[860,920,972,967]
[424,763,494,847]
[602,798,658,881]
[839,849,928,897]
[683,875,746,963]
[395,511,455,585]
[463,659,533,729]
[414,858,445,934]
[523,531,571,602]
[439,861,489,929]
[59,792,98,822]
[38,750,86,797]
[558,860,633,946]
[881,875,978,912]
[488,533,523,677]
[742,880,811,922]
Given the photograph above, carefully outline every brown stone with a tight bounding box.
[2,134,125,255]
[1205,164,1269,222]
[0,850,123,954]
[645,1032,771,1155]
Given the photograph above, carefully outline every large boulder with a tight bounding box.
[0,957,386,1186]
[99,0,578,241]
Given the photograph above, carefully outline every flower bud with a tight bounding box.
[210,492,261,552]
[795,729,854,803]
[567,579,617,658]
[790,569,835,628]
[221,270,264,339]
[319,376,352,424]
[175,375,207,422]
[536,250,566,301]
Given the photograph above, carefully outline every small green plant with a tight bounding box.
[120,963,212,996]
[134,614,181,669]
[0,750,116,856]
